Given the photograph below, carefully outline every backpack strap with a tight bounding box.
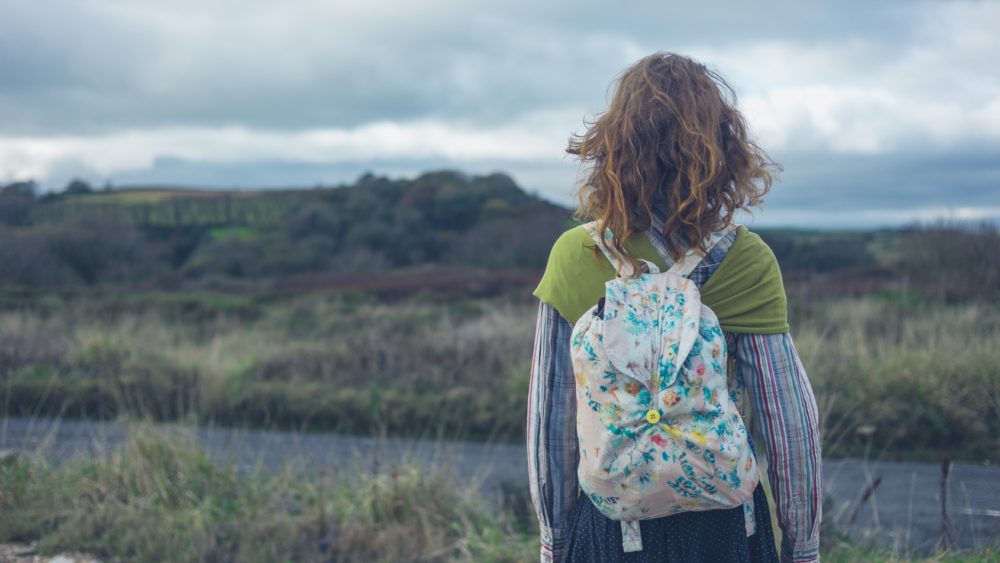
[644,220,736,279]
[583,220,733,278]
[581,221,660,278]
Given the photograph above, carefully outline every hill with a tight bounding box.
[0,171,572,295]
[1,172,998,302]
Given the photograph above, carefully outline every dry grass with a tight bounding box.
[791,297,1000,460]
[1,292,532,441]
[1,418,995,562]
[0,421,535,563]
[2,290,998,460]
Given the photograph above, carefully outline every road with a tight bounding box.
[2,416,996,555]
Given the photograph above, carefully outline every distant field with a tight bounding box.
[1,289,996,461]
[60,186,321,205]
[63,187,219,204]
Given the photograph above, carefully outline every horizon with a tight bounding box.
[2,1,998,229]
[23,169,1000,232]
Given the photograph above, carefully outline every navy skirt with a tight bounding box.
[564,484,779,562]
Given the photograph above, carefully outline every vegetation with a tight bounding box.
[0,171,571,293]
[2,172,998,560]
[4,172,1000,304]
[1,422,995,562]
[3,171,999,457]
[791,297,1000,460]
[2,288,997,461]
[821,542,998,563]
[0,423,534,562]
[0,291,530,443]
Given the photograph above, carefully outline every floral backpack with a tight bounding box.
[570,221,759,553]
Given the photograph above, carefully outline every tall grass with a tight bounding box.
[1,292,531,442]
[2,418,996,562]
[821,542,999,562]
[790,296,1000,460]
[0,420,535,562]
[2,290,998,460]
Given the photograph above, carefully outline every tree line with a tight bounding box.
[1,171,997,302]
[0,171,570,291]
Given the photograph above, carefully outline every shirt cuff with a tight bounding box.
[780,536,820,563]
[540,526,566,563]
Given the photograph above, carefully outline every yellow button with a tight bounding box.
[645,409,660,424]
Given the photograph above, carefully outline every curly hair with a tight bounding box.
[568,52,780,275]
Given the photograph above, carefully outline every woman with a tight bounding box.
[526,53,822,563]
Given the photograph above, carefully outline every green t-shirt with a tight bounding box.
[532,224,790,333]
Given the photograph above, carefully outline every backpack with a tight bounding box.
[570,221,759,553]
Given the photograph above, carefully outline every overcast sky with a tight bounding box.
[1,0,998,227]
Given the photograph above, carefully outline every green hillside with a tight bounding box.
[1,172,998,303]
[0,171,573,294]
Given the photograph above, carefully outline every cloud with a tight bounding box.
[1,0,998,227]
[3,0,987,136]
[0,112,576,180]
[0,0,641,133]
[688,1,1000,153]
[739,86,1000,153]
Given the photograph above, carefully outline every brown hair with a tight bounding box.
[568,52,779,274]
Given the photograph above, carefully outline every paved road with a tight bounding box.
[2,416,997,555]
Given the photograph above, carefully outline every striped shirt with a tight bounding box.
[526,226,822,563]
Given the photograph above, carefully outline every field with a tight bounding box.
[3,286,1000,562]
[2,418,998,561]
[2,178,999,560]
[3,289,998,462]
[1,423,537,562]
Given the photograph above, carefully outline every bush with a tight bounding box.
[892,221,1000,302]
[0,227,76,288]
[38,218,163,285]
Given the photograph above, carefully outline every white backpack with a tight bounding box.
[570,221,758,553]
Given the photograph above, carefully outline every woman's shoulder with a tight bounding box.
[532,225,615,324]
[533,222,788,332]
[705,225,782,288]
[548,224,595,258]
[537,223,777,287]
[702,225,789,334]
[545,223,623,270]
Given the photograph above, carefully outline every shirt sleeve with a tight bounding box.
[526,300,580,563]
[732,331,823,563]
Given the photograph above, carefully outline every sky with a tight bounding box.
[1,0,998,228]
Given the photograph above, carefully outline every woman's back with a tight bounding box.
[525,52,822,563]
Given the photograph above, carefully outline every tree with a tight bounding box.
[1,180,37,199]
[0,180,37,226]
[64,178,93,195]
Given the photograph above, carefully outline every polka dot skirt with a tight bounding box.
[563,484,779,562]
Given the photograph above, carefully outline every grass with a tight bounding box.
[1,417,996,562]
[821,541,999,562]
[1,290,530,442]
[62,188,211,205]
[789,296,1000,460]
[209,226,257,241]
[0,420,536,563]
[3,290,999,461]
